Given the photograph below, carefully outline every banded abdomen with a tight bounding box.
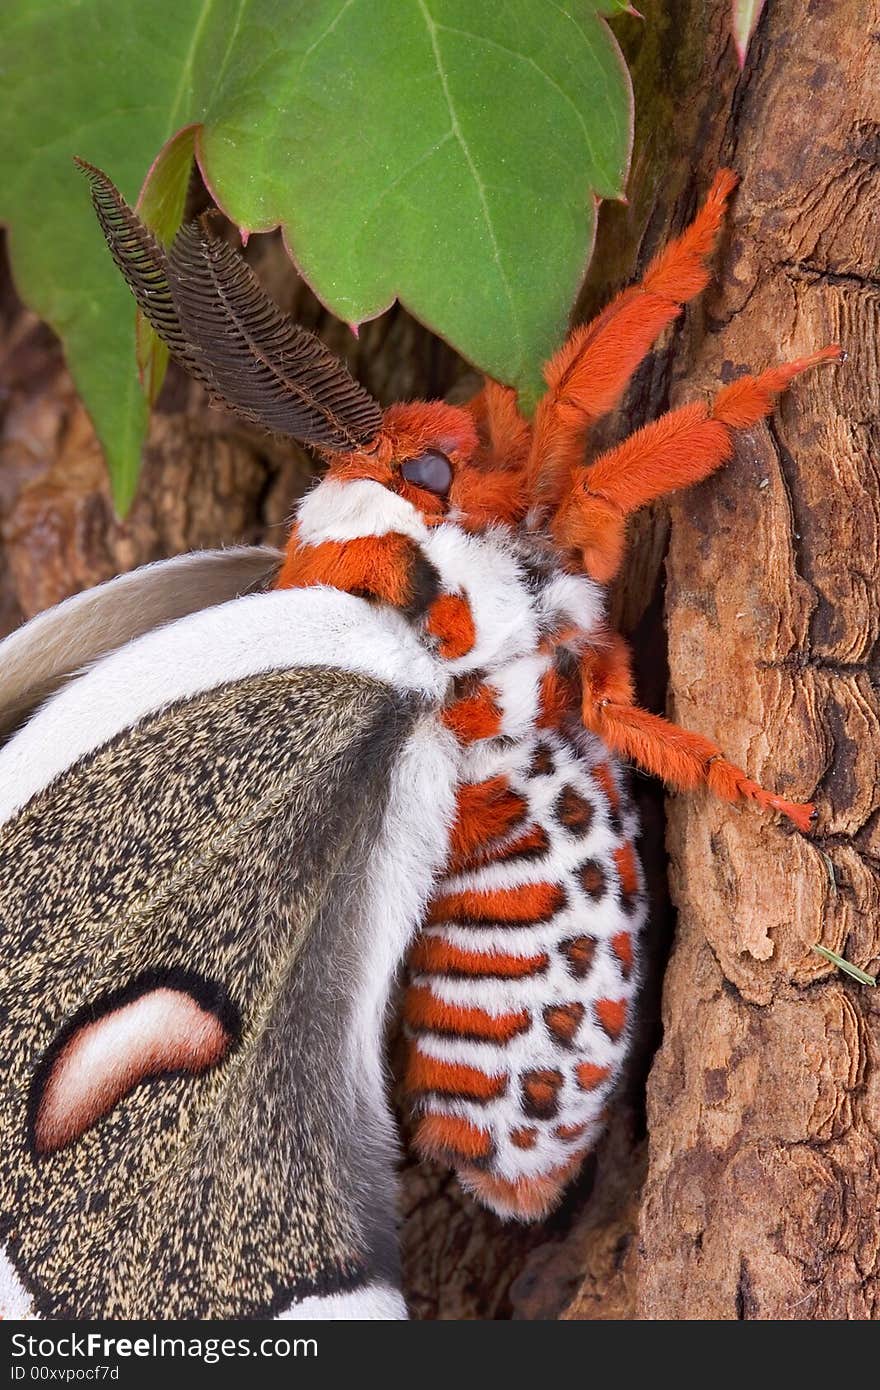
[404,724,646,1220]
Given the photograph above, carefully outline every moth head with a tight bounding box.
[356,385,531,530]
[324,400,479,522]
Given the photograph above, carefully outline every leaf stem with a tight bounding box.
[812,944,877,987]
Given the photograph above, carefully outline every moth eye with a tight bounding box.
[400,450,453,496]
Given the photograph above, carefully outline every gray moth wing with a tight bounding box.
[0,546,282,744]
[0,584,455,1320]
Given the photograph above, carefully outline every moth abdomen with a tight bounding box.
[405,724,644,1221]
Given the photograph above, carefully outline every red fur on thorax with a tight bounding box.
[277,527,424,608]
[441,685,504,743]
[425,593,476,659]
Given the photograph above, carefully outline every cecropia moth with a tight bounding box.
[0,164,841,1320]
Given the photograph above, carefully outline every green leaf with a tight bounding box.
[135,125,198,406]
[732,0,767,66]
[0,1,211,513]
[0,1,632,510]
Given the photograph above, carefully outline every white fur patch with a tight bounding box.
[0,587,450,826]
[296,478,430,545]
[0,1246,34,1318]
[0,547,281,741]
[537,572,604,639]
[338,713,458,1242]
[422,523,538,675]
[347,717,457,1092]
[278,1281,407,1320]
[492,653,550,740]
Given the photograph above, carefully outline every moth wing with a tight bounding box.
[0,586,455,1320]
[0,546,281,742]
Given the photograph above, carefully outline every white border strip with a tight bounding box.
[0,586,448,824]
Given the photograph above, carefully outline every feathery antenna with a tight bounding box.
[168,217,382,449]
[75,159,382,450]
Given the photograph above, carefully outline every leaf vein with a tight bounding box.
[166,0,216,137]
[546,1,624,160]
[416,0,524,370]
[352,129,456,251]
[206,0,253,110]
[303,0,358,60]
[433,21,600,173]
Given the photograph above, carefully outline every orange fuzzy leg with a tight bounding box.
[711,346,844,427]
[639,169,740,300]
[555,346,844,582]
[450,381,530,528]
[579,402,733,512]
[580,640,815,831]
[528,170,739,504]
[579,631,636,705]
[466,379,532,473]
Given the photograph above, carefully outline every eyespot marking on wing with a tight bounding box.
[32,973,238,1156]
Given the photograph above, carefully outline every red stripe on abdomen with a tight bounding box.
[410,937,550,979]
[427,882,566,927]
[406,1052,508,1102]
[404,985,530,1043]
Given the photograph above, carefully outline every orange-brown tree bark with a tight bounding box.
[0,0,876,1320]
[564,0,880,1320]
[627,0,880,1321]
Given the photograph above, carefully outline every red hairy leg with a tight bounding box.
[467,379,531,473]
[451,380,530,527]
[528,169,739,505]
[580,634,816,832]
[554,347,844,582]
